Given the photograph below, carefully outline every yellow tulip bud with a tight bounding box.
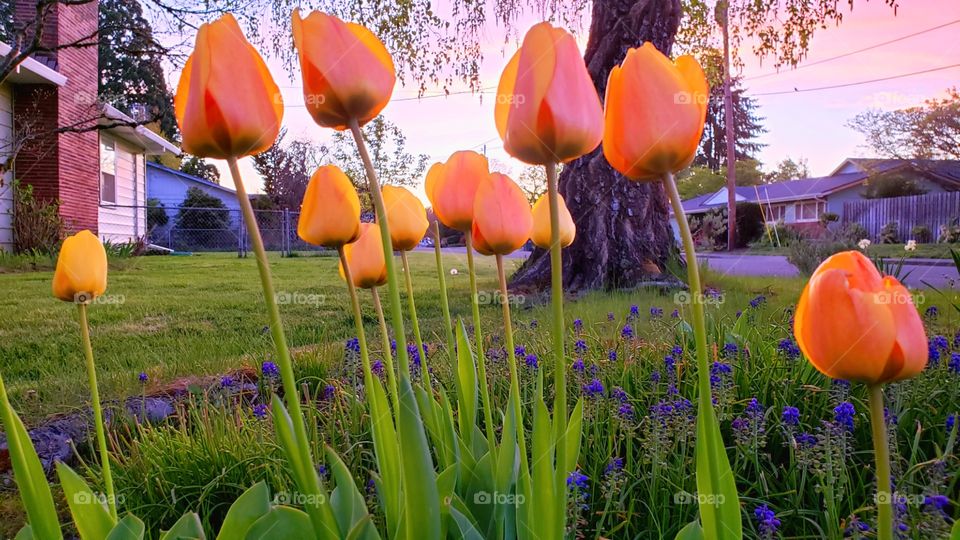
[382,186,428,251]
[52,230,107,303]
[530,193,575,249]
[339,223,387,289]
[298,165,361,248]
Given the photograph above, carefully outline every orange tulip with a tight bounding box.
[174,14,283,159]
[298,165,361,248]
[472,173,532,255]
[603,43,708,181]
[495,22,603,165]
[382,185,428,251]
[292,10,395,130]
[794,251,928,384]
[339,223,387,289]
[52,230,107,302]
[530,193,575,249]
[424,151,489,232]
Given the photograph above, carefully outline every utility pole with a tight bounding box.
[717,0,738,250]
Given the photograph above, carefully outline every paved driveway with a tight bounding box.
[700,252,959,289]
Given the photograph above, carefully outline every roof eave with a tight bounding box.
[0,43,67,86]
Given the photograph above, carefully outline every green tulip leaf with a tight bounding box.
[244,506,312,540]
[564,398,584,477]
[397,374,442,539]
[454,320,478,451]
[0,377,62,540]
[695,405,742,540]
[14,525,33,540]
[215,482,271,540]
[56,461,116,540]
[675,520,705,540]
[326,446,379,539]
[105,514,146,540]
[160,512,205,540]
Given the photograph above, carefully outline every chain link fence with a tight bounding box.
[109,204,331,256]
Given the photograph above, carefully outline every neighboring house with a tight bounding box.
[678,158,960,234]
[0,0,179,251]
[146,161,240,221]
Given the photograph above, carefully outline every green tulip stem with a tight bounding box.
[868,384,893,540]
[464,229,497,452]
[545,160,569,529]
[496,254,529,470]
[370,286,400,414]
[337,246,377,404]
[227,157,336,539]
[77,303,117,520]
[400,250,429,382]
[432,221,456,355]
[663,170,723,524]
[348,119,412,383]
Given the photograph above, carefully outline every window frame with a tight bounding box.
[100,139,117,205]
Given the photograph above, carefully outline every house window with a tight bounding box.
[764,204,786,223]
[100,140,116,204]
[797,200,826,222]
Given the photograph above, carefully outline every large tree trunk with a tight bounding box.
[511,0,683,292]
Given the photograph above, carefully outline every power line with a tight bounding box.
[744,18,960,81]
[753,62,960,96]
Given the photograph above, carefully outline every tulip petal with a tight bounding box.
[494,51,520,142]
[297,165,361,247]
[541,30,603,162]
[881,277,928,382]
[473,173,533,255]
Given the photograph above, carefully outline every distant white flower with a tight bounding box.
[857,239,872,250]
[450,268,459,276]
[905,240,917,252]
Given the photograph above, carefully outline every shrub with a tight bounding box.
[879,221,900,244]
[12,181,65,254]
[750,220,798,248]
[787,237,855,276]
[911,225,932,243]
[733,202,765,247]
[838,222,869,244]
[939,218,960,243]
[174,187,232,249]
[147,198,169,231]
[819,212,839,226]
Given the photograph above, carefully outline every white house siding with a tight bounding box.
[0,83,13,251]
[98,133,146,243]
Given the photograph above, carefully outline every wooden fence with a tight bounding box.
[841,191,960,240]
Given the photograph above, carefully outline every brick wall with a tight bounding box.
[13,0,100,234]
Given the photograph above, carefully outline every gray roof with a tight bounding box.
[680,172,868,214]
[679,157,960,215]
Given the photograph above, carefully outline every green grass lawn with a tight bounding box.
[0,251,807,421]
[749,242,958,259]
[4,252,960,538]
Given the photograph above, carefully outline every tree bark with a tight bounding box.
[511,0,683,292]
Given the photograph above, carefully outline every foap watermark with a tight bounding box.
[673,290,724,307]
[74,292,126,305]
[875,289,924,306]
[495,93,526,106]
[273,491,327,506]
[475,290,526,306]
[673,490,725,507]
[73,491,125,506]
[473,490,525,505]
[274,291,326,307]
[673,91,709,106]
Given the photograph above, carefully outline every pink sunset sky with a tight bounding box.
[199,0,960,199]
